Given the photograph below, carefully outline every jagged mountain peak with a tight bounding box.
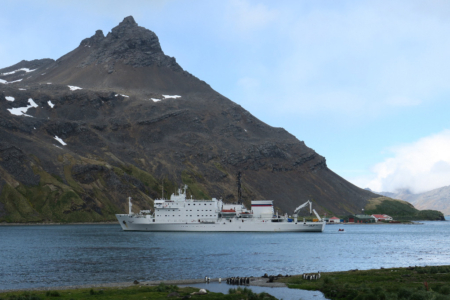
[78,16,169,72]
[119,15,138,27]
[109,15,140,37]
[80,30,105,47]
[5,16,208,95]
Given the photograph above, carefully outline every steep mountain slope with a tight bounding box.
[377,187,450,215]
[0,16,401,223]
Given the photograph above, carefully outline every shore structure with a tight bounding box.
[116,185,326,232]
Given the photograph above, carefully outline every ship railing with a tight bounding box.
[190,199,214,202]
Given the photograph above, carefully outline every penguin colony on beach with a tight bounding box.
[303,271,321,280]
[225,277,251,285]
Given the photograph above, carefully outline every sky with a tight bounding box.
[2,0,450,194]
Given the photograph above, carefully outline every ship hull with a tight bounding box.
[116,214,325,232]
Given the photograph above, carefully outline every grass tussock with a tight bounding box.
[228,286,276,299]
[0,284,276,300]
[280,265,450,300]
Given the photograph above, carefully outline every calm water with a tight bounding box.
[1,220,449,291]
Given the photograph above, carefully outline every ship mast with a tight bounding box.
[237,171,242,204]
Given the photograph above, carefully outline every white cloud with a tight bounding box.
[359,130,450,193]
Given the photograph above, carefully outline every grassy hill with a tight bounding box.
[365,197,445,221]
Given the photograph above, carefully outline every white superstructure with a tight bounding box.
[116,185,325,232]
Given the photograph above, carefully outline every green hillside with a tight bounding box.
[365,197,445,221]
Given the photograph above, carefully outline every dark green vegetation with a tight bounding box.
[280,265,450,300]
[377,187,450,216]
[0,284,276,300]
[0,16,440,223]
[365,197,445,221]
[228,287,275,300]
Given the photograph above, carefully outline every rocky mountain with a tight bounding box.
[377,187,450,215]
[0,16,420,223]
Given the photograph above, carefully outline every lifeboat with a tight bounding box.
[240,211,253,218]
[220,209,236,218]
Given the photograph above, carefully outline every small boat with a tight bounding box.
[338,229,344,232]
[219,209,237,219]
[239,211,253,218]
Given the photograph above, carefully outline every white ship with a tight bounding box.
[116,185,326,232]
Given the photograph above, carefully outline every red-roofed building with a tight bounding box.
[372,214,393,222]
[329,216,341,223]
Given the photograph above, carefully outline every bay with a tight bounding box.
[1,220,449,291]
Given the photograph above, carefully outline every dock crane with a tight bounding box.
[293,200,322,221]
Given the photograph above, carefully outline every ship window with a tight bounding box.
[188,204,190,205]
[190,215,192,217]
[197,215,199,217]
[204,204,206,205]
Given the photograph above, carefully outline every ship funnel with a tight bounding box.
[128,197,132,214]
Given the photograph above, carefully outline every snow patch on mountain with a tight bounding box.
[0,79,23,84]
[1,68,36,75]
[151,95,182,103]
[54,136,67,146]
[5,96,15,102]
[7,98,38,116]
[68,85,82,91]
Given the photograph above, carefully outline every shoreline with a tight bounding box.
[0,277,286,293]
[4,266,450,299]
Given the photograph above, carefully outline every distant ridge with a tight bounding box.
[377,187,450,215]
